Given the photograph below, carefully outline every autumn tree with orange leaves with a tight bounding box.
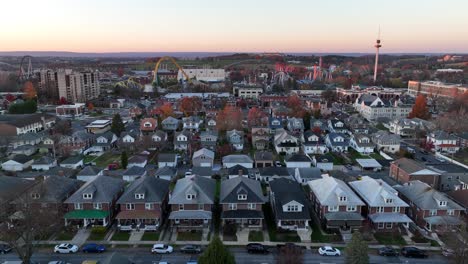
[157,102,175,119]
[247,107,267,127]
[179,97,202,116]
[217,105,242,131]
[287,94,306,118]
[23,81,37,100]
[409,95,431,120]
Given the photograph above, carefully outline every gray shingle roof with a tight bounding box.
[0,176,35,204]
[349,176,409,207]
[220,177,266,204]
[169,176,216,205]
[308,176,364,207]
[65,176,125,203]
[117,176,170,204]
[222,154,253,164]
[13,175,82,204]
[394,181,464,210]
[77,166,102,177]
[270,178,310,220]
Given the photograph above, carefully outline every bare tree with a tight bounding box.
[0,180,63,264]
[443,224,468,264]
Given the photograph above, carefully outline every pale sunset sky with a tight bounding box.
[1,0,467,53]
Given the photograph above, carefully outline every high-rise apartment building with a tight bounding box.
[38,69,100,103]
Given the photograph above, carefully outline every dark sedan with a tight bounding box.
[180,244,202,254]
[401,247,428,258]
[246,243,269,254]
[378,246,399,256]
[82,243,106,253]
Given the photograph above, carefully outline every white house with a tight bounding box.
[2,155,34,172]
[31,156,57,171]
[158,153,178,168]
[426,131,460,153]
[312,155,334,171]
[60,156,84,169]
[349,134,375,154]
[372,131,401,154]
[325,133,349,152]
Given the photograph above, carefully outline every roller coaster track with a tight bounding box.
[153,56,190,85]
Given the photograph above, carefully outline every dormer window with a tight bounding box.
[187,194,196,200]
[439,201,447,207]
[135,193,145,199]
[144,122,151,127]
[238,194,247,200]
[83,193,93,199]
[31,193,40,199]
[287,205,299,212]
[339,196,347,202]
[385,198,393,204]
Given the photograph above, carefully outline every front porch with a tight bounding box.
[424,216,462,232]
[277,219,309,231]
[64,210,110,228]
[115,210,160,231]
[221,209,264,230]
[168,210,212,230]
[324,212,364,230]
[369,213,412,232]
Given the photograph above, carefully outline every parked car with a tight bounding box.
[378,246,399,256]
[180,245,202,254]
[345,164,353,170]
[48,262,71,264]
[54,243,79,254]
[0,243,12,254]
[82,243,106,253]
[401,247,428,258]
[246,243,269,254]
[421,157,427,162]
[318,246,341,256]
[151,244,173,254]
[275,161,282,167]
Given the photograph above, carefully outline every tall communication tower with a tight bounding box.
[373,27,382,83]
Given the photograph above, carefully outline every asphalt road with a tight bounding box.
[0,247,451,264]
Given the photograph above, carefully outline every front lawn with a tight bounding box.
[88,232,107,241]
[374,232,407,245]
[330,153,345,165]
[248,231,264,242]
[141,232,160,241]
[310,223,342,243]
[275,230,300,242]
[111,231,130,241]
[56,230,75,241]
[177,231,202,241]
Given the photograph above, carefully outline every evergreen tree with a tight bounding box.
[345,232,369,264]
[198,236,235,264]
[121,151,128,169]
[111,114,125,137]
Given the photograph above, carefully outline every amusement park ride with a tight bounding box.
[152,56,190,85]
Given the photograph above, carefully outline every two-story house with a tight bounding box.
[161,116,180,131]
[200,130,218,150]
[192,148,215,167]
[328,119,348,134]
[11,175,82,213]
[268,117,284,132]
[168,176,216,230]
[88,131,117,153]
[220,177,267,230]
[426,131,460,153]
[64,176,126,228]
[270,178,310,230]
[174,130,191,151]
[349,176,412,231]
[308,175,365,230]
[274,130,300,155]
[303,131,328,154]
[116,176,170,231]
[227,129,244,151]
[325,133,349,152]
[372,131,401,154]
[349,134,375,154]
[182,116,203,132]
[140,118,158,135]
[395,181,464,232]
[251,127,270,150]
[287,117,305,135]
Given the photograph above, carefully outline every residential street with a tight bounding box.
[0,247,451,264]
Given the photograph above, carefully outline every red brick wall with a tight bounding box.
[171,204,211,211]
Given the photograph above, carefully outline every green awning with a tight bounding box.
[64,210,109,219]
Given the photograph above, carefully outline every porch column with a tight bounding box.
[83,218,88,227]
[103,218,107,227]
[64,218,68,226]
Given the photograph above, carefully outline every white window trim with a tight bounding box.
[74,203,83,210]
[328,205,339,212]
[145,203,153,210]
[94,203,102,210]
[238,194,247,200]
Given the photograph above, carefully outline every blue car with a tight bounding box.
[82,243,106,253]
